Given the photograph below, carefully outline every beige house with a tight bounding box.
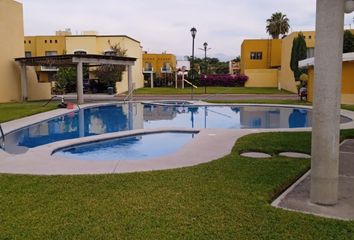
[64,35,144,94]
[24,33,144,95]
[0,0,51,103]
[0,0,145,103]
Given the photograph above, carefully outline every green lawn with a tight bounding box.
[1,131,354,239]
[134,87,292,95]
[0,102,57,123]
[342,104,354,112]
[1,101,354,239]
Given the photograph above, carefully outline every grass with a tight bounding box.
[342,104,354,112]
[0,100,353,238]
[1,131,354,239]
[133,87,292,95]
[0,102,57,123]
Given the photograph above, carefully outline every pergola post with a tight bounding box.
[310,0,345,205]
[76,61,84,105]
[20,63,28,102]
[149,67,154,88]
[127,65,133,101]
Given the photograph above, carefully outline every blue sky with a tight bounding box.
[17,0,354,61]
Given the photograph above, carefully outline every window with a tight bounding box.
[104,50,116,56]
[25,51,32,58]
[24,40,26,44]
[74,50,87,55]
[250,52,262,60]
[55,40,58,43]
[45,40,47,43]
[309,35,312,39]
[162,62,171,72]
[45,51,57,56]
[307,47,315,58]
[50,40,52,43]
[41,51,59,71]
[29,40,31,44]
[145,62,152,71]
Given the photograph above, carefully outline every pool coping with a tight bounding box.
[1,101,354,175]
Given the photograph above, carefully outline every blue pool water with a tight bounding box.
[5,103,320,151]
[53,132,196,161]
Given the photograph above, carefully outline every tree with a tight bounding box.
[266,12,290,39]
[343,30,354,53]
[290,32,307,81]
[94,41,127,92]
[53,67,77,94]
[233,56,241,62]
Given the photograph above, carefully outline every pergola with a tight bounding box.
[15,54,137,104]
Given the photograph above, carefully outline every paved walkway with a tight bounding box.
[273,139,354,220]
[62,93,298,102]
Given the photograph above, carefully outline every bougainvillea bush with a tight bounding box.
[200,74,248,87]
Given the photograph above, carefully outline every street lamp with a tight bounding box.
[190,27,197,99]
[199,42,211,93]
[190,27,197,65]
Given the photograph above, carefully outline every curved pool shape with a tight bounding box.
[5,103,349,152]
[53,132,197,161]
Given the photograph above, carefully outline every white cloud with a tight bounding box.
[17,0,354,60]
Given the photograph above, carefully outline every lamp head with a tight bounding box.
[345,0,354,13]
[203,42,208,49]
[190,27,197,38]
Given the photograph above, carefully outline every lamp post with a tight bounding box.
[190,27,197,69]
[199,42,211,93]
[190,27,197,99]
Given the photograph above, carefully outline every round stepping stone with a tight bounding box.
[279,152,311,159]
[240,152,272,158]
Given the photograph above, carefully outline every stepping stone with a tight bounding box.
[340,139,354,153]
[279,152,311,159]
[240,152,272,158]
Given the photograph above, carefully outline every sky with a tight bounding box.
[17,0,354,61]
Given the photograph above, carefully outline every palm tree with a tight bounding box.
[266,12,290,39]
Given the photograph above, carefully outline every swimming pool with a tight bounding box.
[53,132,197,161]
[4,102,338,152]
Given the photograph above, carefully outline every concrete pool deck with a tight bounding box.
[0,127,251,175]
[272,139,354,220]
[1,101,354,220]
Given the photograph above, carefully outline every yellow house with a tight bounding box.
[0,0,51,103]
[240,39,282,87]
[300,53,354,104]
[142,53,176,74]
[142,53,176,87]
[241,30,353,94]
[24,33,144,94]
